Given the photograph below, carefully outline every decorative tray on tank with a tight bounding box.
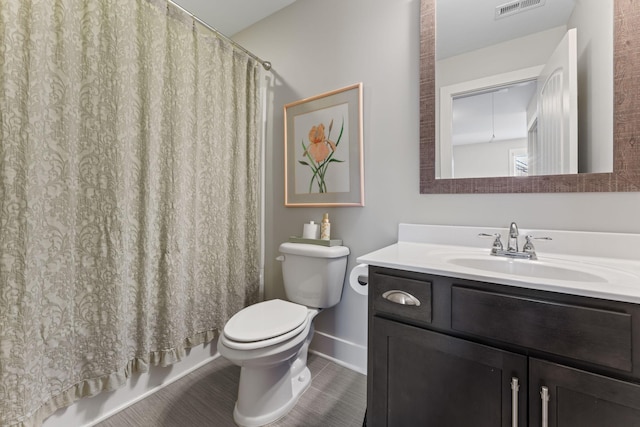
[288,236,343,246]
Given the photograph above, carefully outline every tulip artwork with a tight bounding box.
[299,119,344,193]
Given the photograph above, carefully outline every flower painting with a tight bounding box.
[302,121,341,192]
[294,102,350,194]
[284,83,364,207]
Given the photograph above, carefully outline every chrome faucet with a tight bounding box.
[507,222,519,252]
[478,222,552,260]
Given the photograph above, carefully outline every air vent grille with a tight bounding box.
[495,0,545,19]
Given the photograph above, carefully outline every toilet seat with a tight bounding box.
[222,299,309,350]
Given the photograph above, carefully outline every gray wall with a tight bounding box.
[234,0,640,366]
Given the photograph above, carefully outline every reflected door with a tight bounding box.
[529,28,578,175]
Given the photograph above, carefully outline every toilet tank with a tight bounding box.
[278,243,350,308]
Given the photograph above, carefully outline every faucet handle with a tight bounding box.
[523,235,552,256]
[478,233,503,254]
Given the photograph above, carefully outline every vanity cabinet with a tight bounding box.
[367,266,640,427]
[371,316,527,426]
[529,359,640,427]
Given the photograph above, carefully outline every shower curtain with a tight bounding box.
[0,0,261,425]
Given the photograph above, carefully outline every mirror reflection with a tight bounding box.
[449,79,536,178]
[436,0,613,179]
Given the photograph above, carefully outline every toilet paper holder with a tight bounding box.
[349,263,369,296]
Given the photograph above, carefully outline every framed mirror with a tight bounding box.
[420,0,640,193]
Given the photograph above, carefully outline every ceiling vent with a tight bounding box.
[495,0,546,19]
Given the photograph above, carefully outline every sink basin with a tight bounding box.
[447,256,607,283]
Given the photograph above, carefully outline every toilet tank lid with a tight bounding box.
[279,242,349,258]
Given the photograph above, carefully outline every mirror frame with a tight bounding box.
[420,0,640,193]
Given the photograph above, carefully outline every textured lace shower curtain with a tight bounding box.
[0,0,261,425]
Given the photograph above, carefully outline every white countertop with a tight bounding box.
[357,224,640,304]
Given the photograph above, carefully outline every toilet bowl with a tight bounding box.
[217,243,349,427]
[218,299,319,426]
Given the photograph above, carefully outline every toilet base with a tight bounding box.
[233,365,311,427]
[218,310,320,426]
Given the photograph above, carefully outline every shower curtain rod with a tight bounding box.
[168,1,272,71]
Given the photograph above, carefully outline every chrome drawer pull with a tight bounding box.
[540,386,550,427]
[511,377,519,427]
[382,290,421,306]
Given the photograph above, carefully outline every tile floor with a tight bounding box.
[95,353,366,427]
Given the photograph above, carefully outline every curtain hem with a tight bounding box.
[11,329,220,427]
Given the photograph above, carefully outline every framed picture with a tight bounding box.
[284,83,364,207]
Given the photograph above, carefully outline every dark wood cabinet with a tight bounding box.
[367,266,640,427]
[370,316,527,427]
[529,358,640,427]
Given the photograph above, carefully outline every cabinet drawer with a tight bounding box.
[451,286,632,372]
[371,271,432,324]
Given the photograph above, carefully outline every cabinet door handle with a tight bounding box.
[382,290,421,306]
[540,386,550,427]
[511,377,519,427]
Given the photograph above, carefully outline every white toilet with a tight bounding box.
[217,242,350,427]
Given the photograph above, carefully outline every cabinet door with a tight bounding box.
[529,358,640,427]
[369,316,527,427]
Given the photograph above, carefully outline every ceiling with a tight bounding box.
[437,0,576,59]
[168,0,577,145]
[170,0,297,37]
[439,0,577,145]
[169,0,575,59]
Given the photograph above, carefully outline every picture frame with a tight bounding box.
[284,83,364,207]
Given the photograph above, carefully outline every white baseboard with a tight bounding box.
[42,332,366,427]
[309,331,367,375]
